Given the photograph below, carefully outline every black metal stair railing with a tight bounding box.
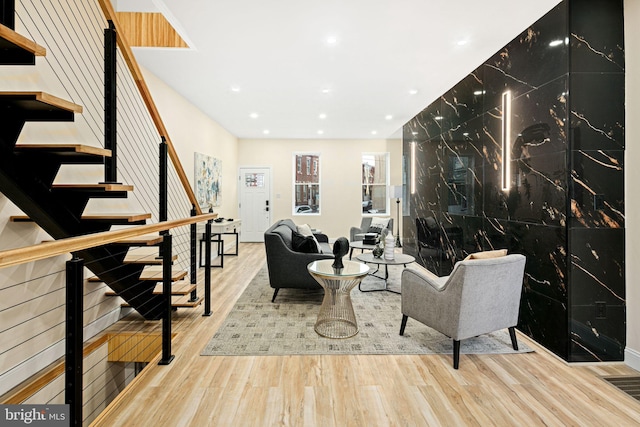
[0,3,218,426]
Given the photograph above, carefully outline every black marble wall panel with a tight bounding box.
[569,227,625,361]
[569,0,625,74]
[401,0,624,362]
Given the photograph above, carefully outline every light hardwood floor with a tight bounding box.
[92,243,640,426]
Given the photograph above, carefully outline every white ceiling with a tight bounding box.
[116,0,561,140]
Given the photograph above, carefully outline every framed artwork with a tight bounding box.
[194,152,221,208]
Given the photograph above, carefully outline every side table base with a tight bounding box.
[314,281,359,339]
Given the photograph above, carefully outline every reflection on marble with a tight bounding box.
[402,0,624,362]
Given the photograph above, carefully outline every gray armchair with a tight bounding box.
[399,254,526,369]
[349,217,394,242]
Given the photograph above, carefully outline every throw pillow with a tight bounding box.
[367,217,390,234]
[291,230,319,253]
[297,224,323,253]
[463,249,508,261]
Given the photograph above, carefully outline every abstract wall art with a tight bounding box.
[195,152,221,208]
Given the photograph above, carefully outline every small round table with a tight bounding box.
[349,241,376,259]
[355,252,416,294]
[307,259,370,338]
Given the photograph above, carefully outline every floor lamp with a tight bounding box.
[392,185,403,247]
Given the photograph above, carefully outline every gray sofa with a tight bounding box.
[264,219,334,302]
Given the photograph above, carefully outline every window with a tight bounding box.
[293,153,320,214]
[362,153,389,214]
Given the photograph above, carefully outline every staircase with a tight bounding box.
[0,8,200,320]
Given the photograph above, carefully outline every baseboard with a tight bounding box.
[625,346,640,371]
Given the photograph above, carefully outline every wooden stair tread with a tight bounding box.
[140,266,187,281]
[115,234,164,246]
[123,251,177,265]
[14,144,112,158]
[152,281,197,295]
[104,281,196,296]
[51,183,134,192]
[119,295,202,308]
[89,267,187,283]
[0,23,46,56]
[10,213,151,223]
[0,91,83,113]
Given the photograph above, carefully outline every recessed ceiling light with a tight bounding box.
[326,36,338,45]
[385,114,393,120]
[549,39,563,47]
[319,113,327,119]
[409,89,418,95]
[230,86,240,92]
[263,129,270,135]
[457,40,468,46]
[317,130,324,135]
[321,88,331,94]
[371,130,378,135]
[249,112,259,119]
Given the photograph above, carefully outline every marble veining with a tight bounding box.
[402,0,624,362]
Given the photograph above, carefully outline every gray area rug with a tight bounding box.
[202,264,533,356]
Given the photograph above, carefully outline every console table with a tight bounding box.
[198,219,241,268]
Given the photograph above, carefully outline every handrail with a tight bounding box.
[0,213,216,269]
[96,0,202,215]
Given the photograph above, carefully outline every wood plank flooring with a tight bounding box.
[91,243,640,426]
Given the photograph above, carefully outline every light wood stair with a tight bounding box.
[115,233,164,246]
[13,144,111,165]
[105,280,197,297]
[10,213,151,225]
[123,248,177,265]
[0,22,46,65]
[139,266,188,281]
[0,91,83,120]
[119,294,202,308]
[88,265,187,282]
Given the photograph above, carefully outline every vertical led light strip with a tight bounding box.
[410,142,416,194]
[501,91,512,191]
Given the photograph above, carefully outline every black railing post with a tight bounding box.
[1,0,15,29]
[203,219,212,316]
[158,137,168,259]
[158,233,175,365]
[103,20,118,184]
[66,255,84,426]
[159,136,168,224]
[190,205,198,302]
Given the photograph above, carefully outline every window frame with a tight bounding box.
[361,152,390,216]
[293,152,321,216]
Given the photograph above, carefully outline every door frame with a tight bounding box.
[238,165,272,242]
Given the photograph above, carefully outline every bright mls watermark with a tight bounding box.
[1,405,69,426]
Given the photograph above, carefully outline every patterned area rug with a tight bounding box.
[201,264,533,356]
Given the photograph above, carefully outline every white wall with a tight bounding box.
[238,138,402,238]
[141,67,240,219]
[624,0,640,370]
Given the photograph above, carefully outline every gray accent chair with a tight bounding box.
[264,219,334,302]
[349,217,394,242]
[399,254,526,369]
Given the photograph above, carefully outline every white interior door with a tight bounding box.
[239,167,271,242]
